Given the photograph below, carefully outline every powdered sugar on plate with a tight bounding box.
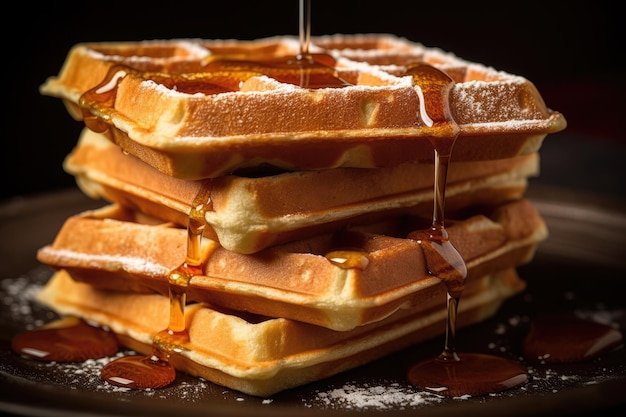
[304,381,443,410]
[1,267,625,412]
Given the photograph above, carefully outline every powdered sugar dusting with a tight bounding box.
[38,248,170,277]
[305,381,443,410]
[1,270,49,330]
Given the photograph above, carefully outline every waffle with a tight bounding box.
[36,198,546,331]
[40,34,566,179]
[37,267,524,397]
[65,128,539,253]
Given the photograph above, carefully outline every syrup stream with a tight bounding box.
[404,63,528,397]
[407,62,466,362]
[298,0,311,59]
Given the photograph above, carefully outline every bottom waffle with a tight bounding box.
[37,268,524,397]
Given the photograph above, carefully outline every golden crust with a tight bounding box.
[65,128,539,253]
[41,34,565,179]
[36,198,546,330]
[37,268,524,397]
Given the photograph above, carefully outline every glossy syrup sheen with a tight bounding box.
[524,313,624,363]
[11,316,119,362]
[404,62,529,397]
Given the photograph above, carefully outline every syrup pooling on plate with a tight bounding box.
[11,316,119,362]
[100,183,213,389]
[404,62,529,397]
[524,312,624,364]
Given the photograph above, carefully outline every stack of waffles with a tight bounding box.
[34,34,565,396]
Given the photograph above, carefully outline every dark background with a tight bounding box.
[2,0,624,201]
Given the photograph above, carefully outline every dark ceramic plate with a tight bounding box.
[1,186,625,417]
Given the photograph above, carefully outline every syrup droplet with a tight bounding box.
[79,66,128,133]
[524,313,624,363]
[100,354,176,389]
[11,316,119,362]
[325,250,370,270]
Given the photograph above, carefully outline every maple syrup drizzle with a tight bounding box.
[404,63,528,397]
[78,67,128,135]
[74,3,343,134]
[100,182,212,389]
[200,0,346,89]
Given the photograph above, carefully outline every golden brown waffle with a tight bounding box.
[66,128,539,253]
[38,268,524,397]
[37,198,546,331]
[40,34,566,179]
[31,33,565,397]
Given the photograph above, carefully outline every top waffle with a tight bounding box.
[40,34,566,179]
